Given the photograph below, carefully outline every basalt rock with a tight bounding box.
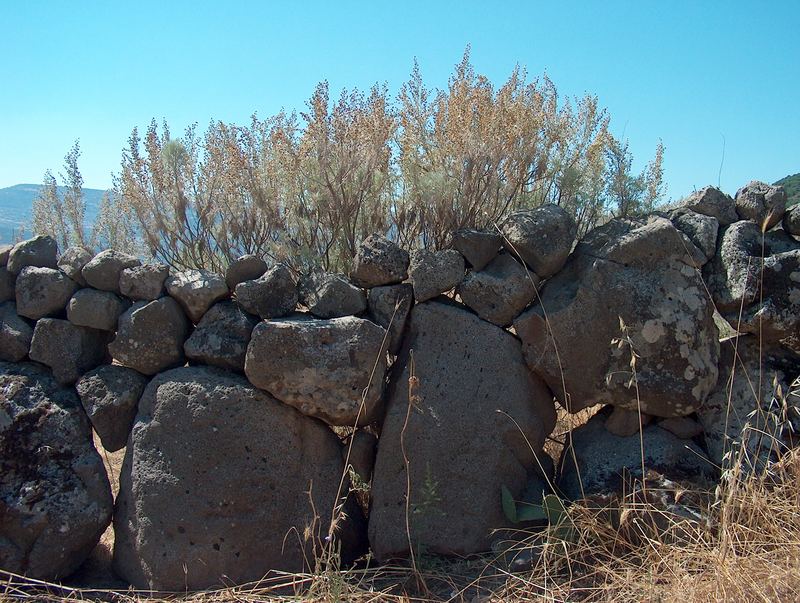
[234,264,298,319]
[119,263,170,301]
[298,271,367,318]
[108,297,190,375]
[165,269,229,323]
[28,319,110,385]
[57,247,93,287]
[369,301,556,560]
[350,234,409,288]
[15,266,78,320]
[67,288,129,331]
[113,366,365,590]
[0,362,113,579]
[245,315,387,426]
[225,254,268,290]
[515,218,719,417]
[6,235,59,275]
[0,301,33,362]
[183,300,259,372]
[408,249,465,302]
[735,180,787,229]
[76,364,148,452]
[81,250,140,294]
[366,283,413,355]
[501,204,576,278]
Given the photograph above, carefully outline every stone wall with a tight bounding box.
[2,180,799,589]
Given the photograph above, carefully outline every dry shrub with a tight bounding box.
[52,49,664,272]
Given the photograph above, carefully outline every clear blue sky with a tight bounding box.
[0,1,798,199]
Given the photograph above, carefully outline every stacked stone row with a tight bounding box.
[2,178,799,589]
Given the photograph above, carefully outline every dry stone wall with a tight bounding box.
[2,180,800,589]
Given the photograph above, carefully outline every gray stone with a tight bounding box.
[369,301,557,560]
[670,209,719,264]
[457,253,538,327]
[225,254,268,290]
[0,244,11,266]
[183,300,258,372]
[515,218,719,418]
[366,283,413,355]
[0,302,33,361]
[730,249,800,345]
[67,288,129,331]
[6,235,59,275]
[29,319,110,385]
[81,249,140,293]
[735,180,787,229]
[298,271,367,318]
[783,204,800,237]
[0,267,14,302]
[15,266,78,320]
[698,335,800,470]
[343,429,378,483]
[604,406,652,437]
[557,409,714,500]
[57,246,93,286]
[108,298,190,375]
[350,234,409,287]
[408,249,465,302]
[0,362,113,580]
[501,204,576,278]
[119,263,170,301]
[235,264,298,319]
[76,365,147,452]
[703,221,763,313]
[658,416,703,439]
[452,229,502,271]
[113,366,365,590]
[667,186,738,225]
[166,269,229,323]
[245,315,387,426]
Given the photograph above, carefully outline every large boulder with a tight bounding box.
[29,319,110,385]
[501,204,576,278]
[408,249,465,302]
[0,362,113,579]
[81,249,141,293]
[76,365,148,452]
[225,254,267,290]
[515,218,719,417]
[67,288,129,331]
[667,186,738,225]
[6,235,59,275]
[369,301,556,560]
[57,246,93,286]
[367,284,413,355]
[735,180,787,229]
[183,300,258,372]
[557,408,714,500]
[298,271,367,318]
[165,269,229,323]
[457,253,538,326]
[452,229,502,271]
[113,366,364,590]
[15,266,78,320]
[119,263,170,301]
[108,297,190,375]
[698,336,800,471]
[350,234,409,288]
[0,301,33,361]
[245,315,387,426]
[234,264,298,319]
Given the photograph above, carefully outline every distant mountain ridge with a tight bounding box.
[0,184,105,245]
[775,173,799,207]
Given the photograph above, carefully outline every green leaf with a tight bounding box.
[501,485,518,523]
[516,502,548,522]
